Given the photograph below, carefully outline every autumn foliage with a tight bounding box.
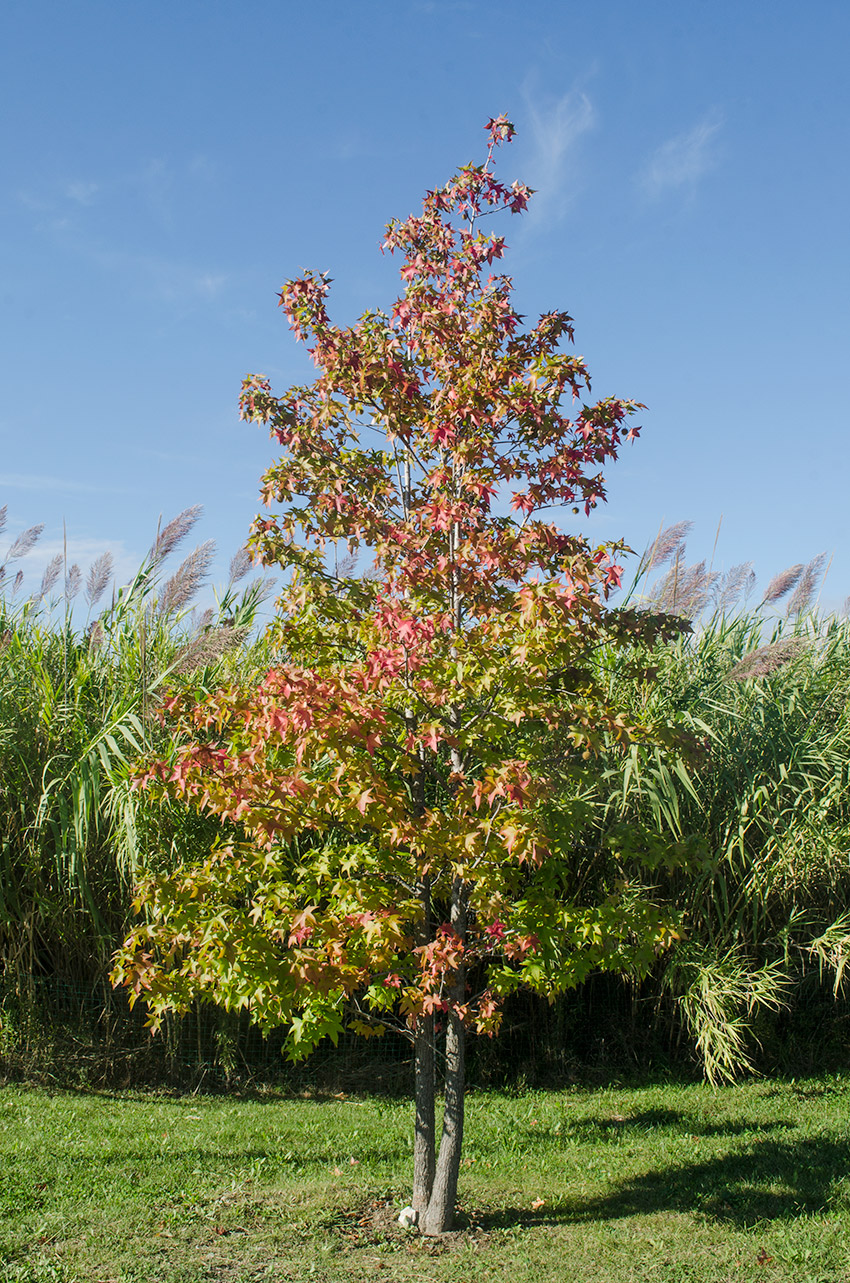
[114,117,684,1232]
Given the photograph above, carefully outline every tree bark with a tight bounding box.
[412,874,435,1218]
[421,876,467,1235]
[412,1011,435,1217]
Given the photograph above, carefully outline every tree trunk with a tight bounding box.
[412,874,435,1218]
[421,876,467,1236]
[412,1012,435,1218]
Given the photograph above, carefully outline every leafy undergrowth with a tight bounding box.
[2,1078,850,1282]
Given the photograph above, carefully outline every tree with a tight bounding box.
[114,117,685,1234]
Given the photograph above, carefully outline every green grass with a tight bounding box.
[3,1078,850,1282]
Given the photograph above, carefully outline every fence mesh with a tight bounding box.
[0,972,625,1092]
[4,970,846,1091]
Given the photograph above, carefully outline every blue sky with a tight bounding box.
[2,0,848,612]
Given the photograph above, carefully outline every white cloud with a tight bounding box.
[2,533,140,600]
[640,110,723,200]
[0,472,132,494]
[13,156,235,311]
[521,84,595,227]
[65,180,100,206]
[32,222,233,308]
[15,189,53,213]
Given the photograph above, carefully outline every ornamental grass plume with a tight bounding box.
[761,563,804,607]
[169,624,249,675]
[37,554,63,601]
[193,607,215,632]
[148,505,203,568]
[0,506,7,538]
[786,553,828,618]
[727,636,807,682]
[713,562,755,613]
[4,523,44,564]
[651,554,719,618]
[639,520,693,576]
[156,540,216,617]
[86,618,105,651]
[64,564,82,602]
[335,547,359,580]
[85,552,114,610]
[227,546,253,585]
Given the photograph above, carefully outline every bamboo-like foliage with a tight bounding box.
[2,508,849,1088]
[0,510,275,1007]
[593,529,850,1081]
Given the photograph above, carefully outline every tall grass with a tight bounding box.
[3,510,850,1087]
[596,528,850,1080]
[0,507,275,1012]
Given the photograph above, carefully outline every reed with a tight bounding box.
[0,505,274,1018]
[595,528,850,1081]
[2,507,849,1089]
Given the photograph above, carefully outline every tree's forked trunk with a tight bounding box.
[412,1012,435,1217]
[420,875,467,1236]
[412,873,435,1217]
[421,992,465,1234]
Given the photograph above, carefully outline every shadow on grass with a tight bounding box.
[562,1108,796,1140]
[475,1132,850,1233]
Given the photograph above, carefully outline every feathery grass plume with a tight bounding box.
[335,548,359,580]
[0,505,7,537]
[148,505,203,568]
[727,636,807,682]
[11,570,24,596]
[249,575,279,610]
[64,564,82,601]
[86,618,105,651]
[85,552,114,609]
[639,520,693,576]
[761,563,804,607]
[786,552,827,618]
[227,546,253,585]
[156,539,216,617]
[714,562,755,613]
[194,607,215,632]
[38,554,63,600]
[5,523,45,563]
[679,563,720,617]
[652,556,718,618]
[170,624,250,675]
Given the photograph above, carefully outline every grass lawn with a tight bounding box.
[2,1076,850,1282]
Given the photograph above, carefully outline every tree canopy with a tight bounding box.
[114,116,686,1233]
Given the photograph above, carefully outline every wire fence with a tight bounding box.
[3,971,846,1092]
[0,973,617,1093]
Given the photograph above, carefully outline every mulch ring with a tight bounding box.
[327,1197,494,1253]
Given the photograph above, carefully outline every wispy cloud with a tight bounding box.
[65,180,100,206]
[640,109,723,200]
[520,84,595,228]
[88,246,232,305]
[0,472,134,495]
[13,208,232,309]
[15,156,230,307]
[1,533,139,599]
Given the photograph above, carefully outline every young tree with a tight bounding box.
[114,118,684,1234]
